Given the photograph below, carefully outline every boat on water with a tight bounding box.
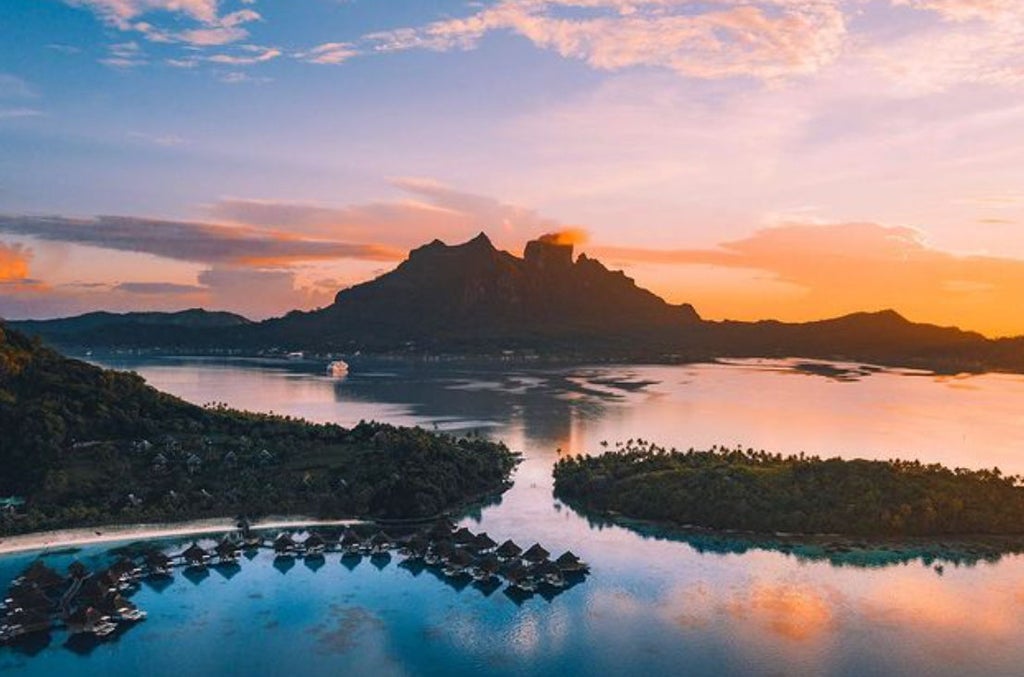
[327,360,350,378]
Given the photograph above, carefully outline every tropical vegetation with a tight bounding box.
[553,440,1024,537]
[0,325,518,535]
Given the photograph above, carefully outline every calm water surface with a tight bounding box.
[3,357,1024,676]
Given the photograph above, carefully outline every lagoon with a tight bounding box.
[3,357,1024,676]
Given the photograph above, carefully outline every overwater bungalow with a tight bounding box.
[110,557,144,584]
[215,538,241,563]
[452,527,476,546]
[471,533,497,553]
[426,539,455,566]
[554,551,589,573]
[143,550,173,576]
[67,561,89,581]
[181,542,210,569]
[400,534,429,559]
[532,561,566,588]
[522,543,550,564]
[301,532,328,556]
[495,539,523,561]
[504,564,537,593]
[368,531,392,554]
[66,606,116,638]
[4,586,53,614]
[273,533,298,557]
[442,549,475,578]
[471,554,501,583]
[242,533,263,550]
[76,578,112,607]
[17,562,65,592]
[340,529,363,554]
[100,592,146,622]
[0,608,52,641]
[426,519,456,541]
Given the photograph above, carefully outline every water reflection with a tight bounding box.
[568,511,1024,568]
[20,354,1022,676]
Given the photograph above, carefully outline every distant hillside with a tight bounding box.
[7,234,1023,373]
[8,308,251,350]
[0,325,517,534]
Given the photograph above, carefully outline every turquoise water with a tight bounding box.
[3,358,1024,675]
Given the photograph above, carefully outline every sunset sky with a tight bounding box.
[1,1,1023,335]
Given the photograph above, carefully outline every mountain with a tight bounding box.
[7,308,251,349]
[256,232,700,351]
[7,234,1023,373]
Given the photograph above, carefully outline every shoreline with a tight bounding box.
[0,516,365,557]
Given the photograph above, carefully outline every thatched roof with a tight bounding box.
[110,557,139,577]
[145,550,172,567]
[22,561,64,589]
[522,543,550,562]
[555,551,586,570]
[405,534,428,552]
[340,529,362,546]
[303,532,327,549]
[532,560,561,577]
[452,527,476,545]
[6,585,53,611]
[476,554,501,573]
[370,531,392,546]
[504,563,531,583]
[495,540,522,558]
[426,520,455,539]
[216,539,240,556]
[67,560,89,580]
[472,532,497,550]
[182,542,209,561]
[432,540,455,558]
[448,549,474,568]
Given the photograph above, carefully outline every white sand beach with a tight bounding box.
[0,517,364,556]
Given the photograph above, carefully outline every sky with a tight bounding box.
[1,0,1023,335]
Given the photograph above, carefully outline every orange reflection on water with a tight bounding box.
[724,582,836,642]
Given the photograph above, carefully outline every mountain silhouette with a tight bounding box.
[7,234,1023,373]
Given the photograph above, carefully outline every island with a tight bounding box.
[10,234,1024,375]
[0,324,519,536]
[553,441,1024,537]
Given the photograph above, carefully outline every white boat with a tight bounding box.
[327,360,349,378]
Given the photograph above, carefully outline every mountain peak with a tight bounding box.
[524,236,574,270]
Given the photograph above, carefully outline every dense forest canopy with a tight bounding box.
[0,325,518,534]
[553,441,1024,537]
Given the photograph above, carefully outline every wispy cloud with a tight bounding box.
[206,178,573,249]
[0,108,45,120]
[0,73,37,99]
[216,71,272,84]
[207,45,281,65]
[67,0,261,47]
[361,0,848,81]
[296,42,359,65]
[100,41,147,68]
[0,214,403,267]
[113,281,205,295]
[126,130,188,147]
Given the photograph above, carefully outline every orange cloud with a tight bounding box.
[588,222,1024,337]
[0,243,31,282]
[538,228,589,246]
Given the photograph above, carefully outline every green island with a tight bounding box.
[553,441,1024,537]
[0,325,519,535]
